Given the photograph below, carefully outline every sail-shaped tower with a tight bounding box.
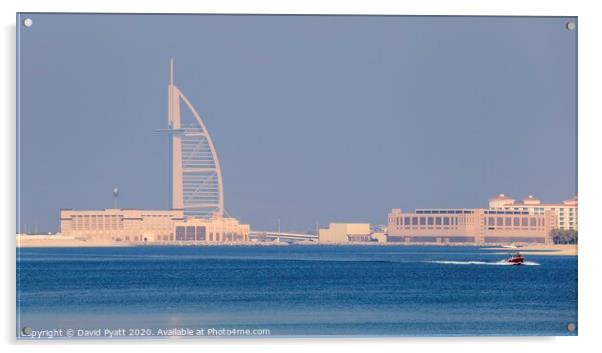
[166,59,224,218]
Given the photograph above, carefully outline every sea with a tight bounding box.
[16,245,578,339]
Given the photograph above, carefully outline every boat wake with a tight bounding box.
[425,260,540,266]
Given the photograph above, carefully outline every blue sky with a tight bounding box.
[17,14,577,233]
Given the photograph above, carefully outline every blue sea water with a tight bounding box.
[16,245,577,338]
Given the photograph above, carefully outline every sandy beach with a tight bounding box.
[483,244,577,256]
[17,235,126,248]
[16,235,578,255]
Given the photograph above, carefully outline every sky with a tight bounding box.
[17,14,577,233]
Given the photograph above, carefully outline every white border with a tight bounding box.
[3,1,601,352]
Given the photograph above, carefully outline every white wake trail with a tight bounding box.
[425,260,540,266]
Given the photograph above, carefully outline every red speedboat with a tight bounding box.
[505,252,525,265]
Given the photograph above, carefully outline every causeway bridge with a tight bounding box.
[249,231,318,243]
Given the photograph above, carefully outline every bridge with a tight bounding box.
[249,231,318,243]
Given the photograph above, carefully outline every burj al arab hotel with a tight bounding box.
[59,60,251,244]
[163,59,224,219]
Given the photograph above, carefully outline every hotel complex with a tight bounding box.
[488,194,577,231]
[50,62,577,247]
[387,194,577,245]
[58,60,250,244]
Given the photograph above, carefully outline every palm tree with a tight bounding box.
[550,229,578,244]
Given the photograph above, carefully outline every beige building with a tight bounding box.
[60,209,184,243]
[388,208,556,245]
[319,223,373,243]
[488,194,577,231]
[387,194,576,245]
[169,215,250,244]
[60,209,250,244]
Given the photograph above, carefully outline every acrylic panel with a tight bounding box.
[16,13,578,339]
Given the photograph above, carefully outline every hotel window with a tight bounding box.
[412,217,418,226]
[521,218,528,227]
[488,217,495,226]
[427,217,434,226]
[435,217,442,226]
[404,217,411,226]
[196,226,206,241]
[175,226,185,240]
[530,218,537,227]
[443,217,450,226]
[496,217,503,226]
[186,226,196,240]
[505,218,511,226]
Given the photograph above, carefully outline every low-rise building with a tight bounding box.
[170,215,250,244]
[488,194,577,231]
[388,208,556,244]
[60,208,184,243]
[387,194,575,245]
[60,209,250,244]
[319,223,373,243]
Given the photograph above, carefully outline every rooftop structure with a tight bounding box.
[488,194,578,231]
[488,193,516,208]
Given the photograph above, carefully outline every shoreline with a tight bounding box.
[16,235,577,255]
[483,244,577,256]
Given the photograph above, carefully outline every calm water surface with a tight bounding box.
[16,245,577,338]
